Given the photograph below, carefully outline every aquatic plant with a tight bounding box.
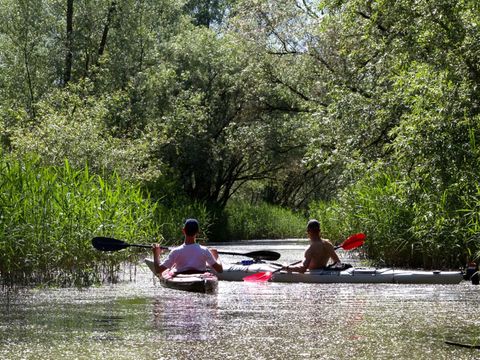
[0,154,160,286]
[309,168,480,269]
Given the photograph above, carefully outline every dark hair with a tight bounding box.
[184,218,200,236]
[307,219,320,232]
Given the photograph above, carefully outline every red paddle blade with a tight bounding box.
[243,271,273,282]
[339,233,366,250]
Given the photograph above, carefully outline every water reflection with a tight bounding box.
[152,293,218,342]
[0,240,479,359]
[91,314,125,341]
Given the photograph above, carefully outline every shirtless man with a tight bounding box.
[287,219,341,273]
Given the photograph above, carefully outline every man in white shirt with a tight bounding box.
[152,218,223,275]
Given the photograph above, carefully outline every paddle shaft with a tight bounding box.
[91,237,280,260]
[242,260,303,282]
[277,260,303,272]
[445,341,480,349]
[116,244,278,258]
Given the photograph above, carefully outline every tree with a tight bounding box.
[183,0,234,28]
[149,28,304,208]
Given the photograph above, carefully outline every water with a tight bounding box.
[1,240,479,359]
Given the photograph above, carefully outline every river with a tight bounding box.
[1,240,479,359]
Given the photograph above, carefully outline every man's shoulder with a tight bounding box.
[309,239,334,250]
[181,243,209,252]
[169,245,183,253]
[309,238,332,246]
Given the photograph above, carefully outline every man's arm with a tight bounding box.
[211,262,223,273]
[327,242,341,263]
[285,248,310,273]
[152,244,168,274]
[209,248,223,273]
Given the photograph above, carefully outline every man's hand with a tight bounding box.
[152,244,164,258]
[283,265,306,273]
[209,248,219,259]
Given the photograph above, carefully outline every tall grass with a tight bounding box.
[309,173,415,266]
[155,200,211,244]
[309,170,479,269]
[460,182,480,262]
[0,155,160,286]
[220,199,306,241]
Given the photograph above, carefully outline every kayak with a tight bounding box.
[217,262,464,284]
[144,259,218,294]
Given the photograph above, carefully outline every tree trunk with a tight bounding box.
[97,1,116,62]
[64,0,74,86]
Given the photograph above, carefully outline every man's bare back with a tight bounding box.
[285,219,342,273]
[304,238,340,270]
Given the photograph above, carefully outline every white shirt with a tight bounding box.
[161,243,217,273]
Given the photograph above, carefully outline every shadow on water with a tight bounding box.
[1,240,479,359]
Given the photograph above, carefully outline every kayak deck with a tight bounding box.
[217,263,464,284]
[144,259,218,294]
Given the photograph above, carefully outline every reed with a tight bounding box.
[154,200,211,243]
[309,170,479,268]
[310,172,416,266]
[460,182,480,263]
[221,199,306,241]
[0,154,160,286]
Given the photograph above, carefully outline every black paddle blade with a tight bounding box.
[212,250,281,260]
[244,250,280,261]
[92,237,129,251]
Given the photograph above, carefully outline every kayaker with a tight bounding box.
[152,218,223,275]
[286,219,341,273]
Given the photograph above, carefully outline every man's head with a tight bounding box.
[183,218,200,236]
[307,219,321,234]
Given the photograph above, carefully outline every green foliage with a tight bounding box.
[8,81,161,182]
[461,183,480,261]
[0,154,160,286]
[154,199,211,244]
[234,0,480,267]
[1,0,480,274]
[150,27,304,207]
[0,0,58,117]
[222,199,306,241]
[310,166,479,268]
[183,0,233,27]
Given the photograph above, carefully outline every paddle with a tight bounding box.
[91,236,281,261]
[215,250,280,261]
[243,260,303,282]
[334,232,366,250]
[445,340,480,349]
[243,232,366,282]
